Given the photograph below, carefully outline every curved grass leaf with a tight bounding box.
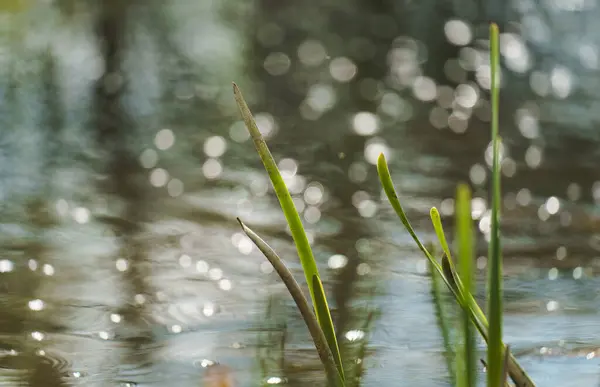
[377,154,461,303]
[488,23,503,387]
[377,153,535,387]
[233,83,343,380]
[237,219,345,387]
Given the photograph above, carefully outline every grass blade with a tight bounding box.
[456,184,476,387]
[237,219,345,387]
[233,82,344,379]
[378,153,535,387]
[430,208,453,262]
[487,22,503,387]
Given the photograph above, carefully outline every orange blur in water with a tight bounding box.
[203,364,235,387]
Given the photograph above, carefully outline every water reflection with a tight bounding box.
[1,1,600,386]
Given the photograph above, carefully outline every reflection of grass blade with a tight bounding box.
[351,311,376,387]
[377,153,536,387]
[233,83,344,379]
[456,184,476,387]
[238,219,345,387]
[501,345,511,387]
[427,243,455,386]
[430,208,471,387]
[488,23,503,387]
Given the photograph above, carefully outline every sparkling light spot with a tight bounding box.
[469,164,486,185]
[72,207,90,224]
[196,260,209,274]
[0,259,14,273]
[304,206,321,223]
[357,263,371,275]
[546,300,559,312]
[444,19,472,46]
[150,168,169,187]
[203,303,215,317]
[550,66,573,99]
[179,254,192,268]
[264,52,291,76]
[455,83,478,108]
[219,279,232,291]
[204,136,227,158]
[202,159,223,180]
[304,183,324,205]
[345,329,365,341]
[155,129,175,150]
[116,259,128,272]
[525,145,543,169]
[208,268,223,281]
[352,112,379,136]
[328,254,348,269]
[28,299,44,311]
[358,200,377,218]
[330,57,357,82]
[364,138,391,165]
[266,376,284,385]
[412,76,437,101]
[298,39,327,67]
[260,261,274,274]
[42,264,55,276]
[167,179,184,197]
[545,196,560,215]
[31,331,45,341]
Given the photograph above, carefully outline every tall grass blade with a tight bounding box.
[378,153,535,387]
[233,83,344,379]
[237,219,345,387]
[456,184,476,387]
[487,23,503,387]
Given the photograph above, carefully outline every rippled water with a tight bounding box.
[1,2,600,387]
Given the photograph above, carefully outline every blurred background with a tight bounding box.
[0,0,599,386]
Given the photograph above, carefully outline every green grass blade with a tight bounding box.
[377,153,535,387]
[487,23,503,387]
[233,83,344,379]
[377,155,444,274]
[427,243,456,386]
[238,219,345,387]
[430,208,453,261]
[456,184,476,387]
